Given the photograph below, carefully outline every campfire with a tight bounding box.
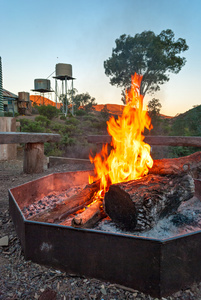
[25,73,199,234]
[9,73,201,298]
[89,73,153,191]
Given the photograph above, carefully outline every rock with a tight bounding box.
[173,291,181,297]
[100,287,107,295]
[38,288,57,300]
[0,235,9,246]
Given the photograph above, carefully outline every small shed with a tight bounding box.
[3,89,18,115]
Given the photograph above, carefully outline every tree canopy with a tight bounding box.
[148,98,162,118]
[147,98,162,134]
[104,29,189,98]
[73,92,97,111]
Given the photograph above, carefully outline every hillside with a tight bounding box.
[30,95,62,109]
[170,104,201,136]
[93,103,173,119]
[92,104,124,116]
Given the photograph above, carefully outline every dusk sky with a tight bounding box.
[1,0,201,116]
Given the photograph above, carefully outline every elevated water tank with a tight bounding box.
[34,79,51,92]
[55,63,73,79]
[18,92,30,102]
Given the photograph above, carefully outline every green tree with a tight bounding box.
[147,98,162,119]
[73,92,97,112]
[104,29,188,100]
[67,88,78,108]
[147,98,162,135]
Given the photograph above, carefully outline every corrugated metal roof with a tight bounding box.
[3,88,18,98]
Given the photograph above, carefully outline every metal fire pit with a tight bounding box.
[9,170,201,298]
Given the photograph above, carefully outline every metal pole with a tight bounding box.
[65,77,68,116]
[12,99,15,117]
[55,78,57,108]
[0,57,4,116]
[72,79,74,116]
[62,80,64,113]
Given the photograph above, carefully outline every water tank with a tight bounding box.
[34,79,51,91]
[18,92,30,102]
[56,63,72,78]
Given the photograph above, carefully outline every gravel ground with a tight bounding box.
[1,158,201,300]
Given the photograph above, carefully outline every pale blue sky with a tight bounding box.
[1,0,201,116]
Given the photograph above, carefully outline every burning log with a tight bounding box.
[29,180,100,223]
[150,151,201,177]
[71,200,106,228]
[104,174,195,231]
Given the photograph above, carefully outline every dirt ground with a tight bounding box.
[1,156,201,299]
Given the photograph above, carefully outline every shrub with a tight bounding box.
[76,109,87,116]
[35,115,50,126]
[5,112,19,117]
[60,134,76,146]
[83,114,99,122]
[46,128,52,133]
[19,119,30,126]
[82,120,92,128]
[60,115,66,121]
[37,105,59,120]
[93,120,107,131]
[4,112,14,117]
[100,107,110,120]
[66,117,79,126]
[50,122,65,132]
[44,143,62,156]
[20,119,45,133]
[168,146,201,158]
[64,124,76,134]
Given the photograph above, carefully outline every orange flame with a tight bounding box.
[89,73,153,192]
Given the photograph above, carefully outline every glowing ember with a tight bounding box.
[89,73,153,192]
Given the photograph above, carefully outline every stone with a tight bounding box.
[100,287,107,295]
[0,235,9,246]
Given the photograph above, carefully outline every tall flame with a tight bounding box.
[89,73,153,192]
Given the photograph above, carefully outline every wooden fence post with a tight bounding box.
[23,143,44,173]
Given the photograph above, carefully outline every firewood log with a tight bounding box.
[71,200,106,228]
[104,174,195,231]
[29,180,100,223]
[150,151,201,177]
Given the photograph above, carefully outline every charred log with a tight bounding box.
[71,200,106,228]
[104,174,195,231]
[150,151,201,178]
[29,180,100,223]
